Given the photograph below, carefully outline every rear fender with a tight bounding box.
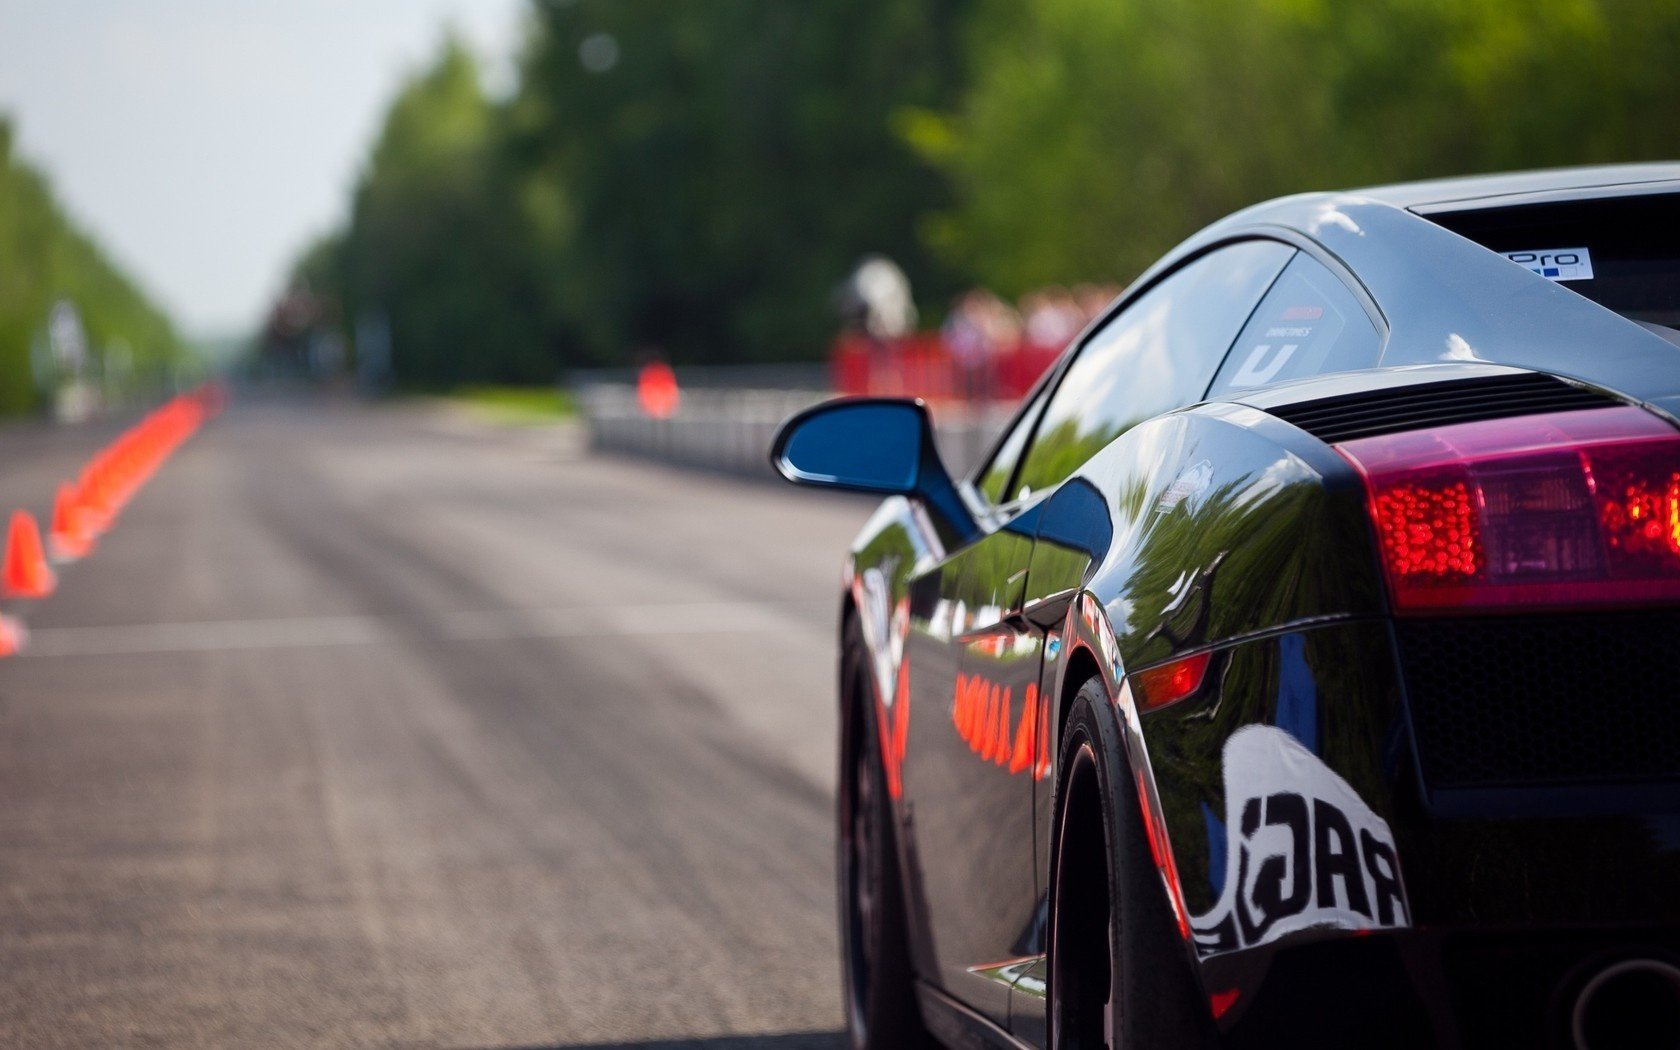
[1039,403,1395,977]
[1052,593,1200,959]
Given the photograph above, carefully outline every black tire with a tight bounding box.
[839,619,931,1049]
[1049,677,1214,1049]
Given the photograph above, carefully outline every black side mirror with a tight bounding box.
[771,397,977,543]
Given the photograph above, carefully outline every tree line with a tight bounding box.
[0,120,189,415]
[285,0,1680,388]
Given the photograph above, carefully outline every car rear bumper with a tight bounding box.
[1146,616,1680,1043]
[1205,924,1680,1048]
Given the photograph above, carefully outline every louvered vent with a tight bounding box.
[1266,373,1620,444]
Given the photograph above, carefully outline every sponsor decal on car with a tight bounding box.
[1503,247,1594,282]
[1191,725,1410,956]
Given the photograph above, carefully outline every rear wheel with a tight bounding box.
[839,621,930,1049]
[1049,678,1213,1049]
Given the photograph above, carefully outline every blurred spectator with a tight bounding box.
[1073,282,1123,323]
[978,290,1023,352]
[836,255,918,341]
[1021,286,1084,352]
[832,277,1125,406]
[943,289,1020,401]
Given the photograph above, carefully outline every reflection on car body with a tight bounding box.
[776,164,1680,1049]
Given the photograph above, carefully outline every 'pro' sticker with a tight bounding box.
[1504,247,1594,282]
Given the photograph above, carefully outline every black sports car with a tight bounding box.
[772,165,1680,1049]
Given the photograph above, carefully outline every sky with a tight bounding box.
[0,0,527,337]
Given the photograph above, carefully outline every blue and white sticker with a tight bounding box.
[1504,247,1594,282]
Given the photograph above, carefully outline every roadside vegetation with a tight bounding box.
[447,384,576,426]
[280,0,1680,391]
[0,120,189,415]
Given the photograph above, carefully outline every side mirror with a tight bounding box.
[773,398,925,493]
[771,397,978,543]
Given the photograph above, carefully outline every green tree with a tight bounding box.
[291,0,1680,381]
[917,0,1324,294]
[509,0,971,364]
[0,118,186,414]
[927,0,1680,295]
[331,37,555,388]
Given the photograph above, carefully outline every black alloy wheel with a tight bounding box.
[839,619,929,1049]
[1049,677,1213,1049]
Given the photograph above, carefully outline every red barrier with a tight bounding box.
[830,333,1064,405]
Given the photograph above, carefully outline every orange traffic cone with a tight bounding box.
[991,691,1013,766]
[637,361,681,419]
[980,687,1004,762]
[0,613,24,658]
[79,462,115,534]
[48,483,94,562]
[3,510,56,599]
[1009,686,1039,775]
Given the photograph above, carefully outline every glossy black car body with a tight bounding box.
[776,165,1680,1048]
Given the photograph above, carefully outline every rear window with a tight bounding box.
[1427,191,1680,330]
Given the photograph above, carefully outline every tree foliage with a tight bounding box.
[509,0,968,365]
[293,0,1680,386]
[321,39,553,387]
[301,1,968,385]
[0,119,186,414]
[930,0,1680,294]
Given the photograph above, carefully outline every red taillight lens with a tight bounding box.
[1339,406,1680,614]
[1133,651,1211,710]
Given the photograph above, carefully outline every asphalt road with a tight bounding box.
[0,398,872,1049]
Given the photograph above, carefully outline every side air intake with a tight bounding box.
[1267,372,1620,444]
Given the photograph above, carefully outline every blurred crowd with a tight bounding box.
[833,254,1122,404]
[944,284,1120,373]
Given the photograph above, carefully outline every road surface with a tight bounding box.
[0,398,871,1049]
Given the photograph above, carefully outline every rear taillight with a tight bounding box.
[1338,406,1680,614]
[1133,651,1211,711]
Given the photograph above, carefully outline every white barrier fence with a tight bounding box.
[579,384,1011,480]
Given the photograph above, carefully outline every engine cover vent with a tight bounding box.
[1267,373,1621,444]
